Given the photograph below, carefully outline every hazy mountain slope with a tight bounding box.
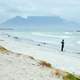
[0,16,79,31]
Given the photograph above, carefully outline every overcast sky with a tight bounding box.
[0,0,80,23]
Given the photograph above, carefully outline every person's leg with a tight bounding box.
[61,45,62,51]
[61,45,64,52]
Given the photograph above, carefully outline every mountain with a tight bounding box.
[0,16,80,31]
[0,16,27,27]
[0,16,65,26]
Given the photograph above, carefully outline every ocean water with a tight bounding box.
[0,28,78,54]
[5,31,80,54]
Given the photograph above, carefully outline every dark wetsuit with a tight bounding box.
[61,40,64,52]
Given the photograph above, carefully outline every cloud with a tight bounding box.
[0,0,80,23]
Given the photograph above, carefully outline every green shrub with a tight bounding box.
[63,73,80,80]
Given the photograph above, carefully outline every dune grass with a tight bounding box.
[28,56,35,60]
[52,68,80,80]
[39,60,52,68]
[38,60,80,80]
[0,46,8,53]
[63,73,80,80]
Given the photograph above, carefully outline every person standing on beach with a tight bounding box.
[61,39,64,52]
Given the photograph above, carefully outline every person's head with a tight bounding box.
[62,39,64,42]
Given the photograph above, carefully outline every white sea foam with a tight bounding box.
[77,41,80,44]
[31,32,71,39]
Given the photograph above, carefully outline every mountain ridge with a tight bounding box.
[0,16,79,31]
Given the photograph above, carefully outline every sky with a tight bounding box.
[0,0,80,23]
